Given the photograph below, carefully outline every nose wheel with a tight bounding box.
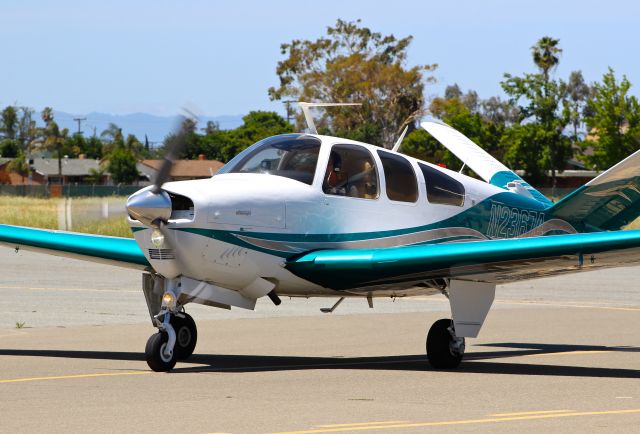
[426,318,465,369]
[145,331,177,372]
[171,313,198,360]
[145,312,198,372]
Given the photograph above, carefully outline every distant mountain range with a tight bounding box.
[48,111,244,146]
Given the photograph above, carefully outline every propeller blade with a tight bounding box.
[155,219,188,275]
[152,108,198,193]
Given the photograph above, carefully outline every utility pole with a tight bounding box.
[282,100,296,125]
[73,117,87,135]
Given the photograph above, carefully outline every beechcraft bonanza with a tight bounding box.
[2,102,640,372]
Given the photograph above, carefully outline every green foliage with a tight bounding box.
[83,136,103,159]
[501,123,571,184]
[501,43,573,183]
[107,148,139,184]
[403,85,511,172]
[7,152,29,179]
[166,111,293,162]
[531,36,562,81]
[0,139,19,158]
[581,68,640,169]
[86,165,107,185]
[269,19,436,146]
[1,106,18,139]
[565,71,591,142]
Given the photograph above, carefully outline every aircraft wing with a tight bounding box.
[0,224,149,270]
[285,230,640,290]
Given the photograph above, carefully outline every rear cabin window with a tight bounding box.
[323,144,378,199]
[419,163,465,206]
[377,151,418,203]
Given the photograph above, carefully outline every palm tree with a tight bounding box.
[100,123,123,144]
[531,36,562,81]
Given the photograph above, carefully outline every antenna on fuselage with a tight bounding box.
[391,125,409,152]
[297,102,362,134]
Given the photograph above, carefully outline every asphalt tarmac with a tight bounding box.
[0,248,639,433]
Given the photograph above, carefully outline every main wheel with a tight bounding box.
[171,313,198,360]
[426,318,464,369]
[145,332,177,372]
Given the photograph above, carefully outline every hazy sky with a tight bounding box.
[1,0,637,118]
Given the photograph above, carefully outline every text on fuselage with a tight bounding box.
[486,203,545,239]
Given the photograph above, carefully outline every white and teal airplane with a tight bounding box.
[2,109,640,372]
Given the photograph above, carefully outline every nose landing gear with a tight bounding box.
[145,312,198,372]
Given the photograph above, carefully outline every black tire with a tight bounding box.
[171,313,198,360]
[145,332,177,372]
[426,318,464,369]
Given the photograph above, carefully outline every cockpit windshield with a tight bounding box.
[222,134,321,185]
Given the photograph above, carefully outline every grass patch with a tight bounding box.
[15,321,25,329]
[0,196,133,238]
[0,196,59,229]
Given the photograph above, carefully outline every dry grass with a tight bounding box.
[0,196,133,238]
[0,196,59,229]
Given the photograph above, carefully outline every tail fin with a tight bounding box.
[548,149,640,231]
[420,120,552,205]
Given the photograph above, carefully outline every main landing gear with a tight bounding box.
[145,312,198,372]
[426,318,465,369]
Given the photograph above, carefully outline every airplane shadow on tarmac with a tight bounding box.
[0,343,638,378]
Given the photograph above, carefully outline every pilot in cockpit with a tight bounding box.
[324,151,345,195]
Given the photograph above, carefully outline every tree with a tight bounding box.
[165,111,294,163]
[7,152,29,183]
[403,85,512,173]
[1,106,18,139]
[0,139,19,157]
[100,123,123,144]
[83,136,103,159]
[581,68,640,169]
[17,107,37,152]
[86,165,107,185]
[565,71,591,143]
[531,36,562,82]
[501,37,572,187]
[107,148,139,184]
[269,19,436,146]
[39,107,69,184]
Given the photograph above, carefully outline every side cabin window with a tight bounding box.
[377,150,418,203]
[418,163,465,206]
[323,144,378,199]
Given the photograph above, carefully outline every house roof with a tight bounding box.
[32,158,102,176]
[141,159,225,178]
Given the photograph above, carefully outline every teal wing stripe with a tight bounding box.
[286,230,640,289]
[0,224,149,268]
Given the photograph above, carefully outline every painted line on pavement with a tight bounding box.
[0,371,152,384]
[316,421,410,428]
[494,299,640,312]
[268,409,640,434]
[489,409,572,417]
[0,284,137,293]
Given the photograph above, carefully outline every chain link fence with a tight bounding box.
[0,184,143,198]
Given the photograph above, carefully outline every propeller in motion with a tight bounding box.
[126,109,197,229]
[126,109,199,272]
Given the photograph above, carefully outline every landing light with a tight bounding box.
[151,229,165,248]
[161,292,176,309]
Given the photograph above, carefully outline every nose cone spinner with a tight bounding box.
[126,187,172,226]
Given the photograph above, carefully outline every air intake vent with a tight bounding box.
[149,249,175,260]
